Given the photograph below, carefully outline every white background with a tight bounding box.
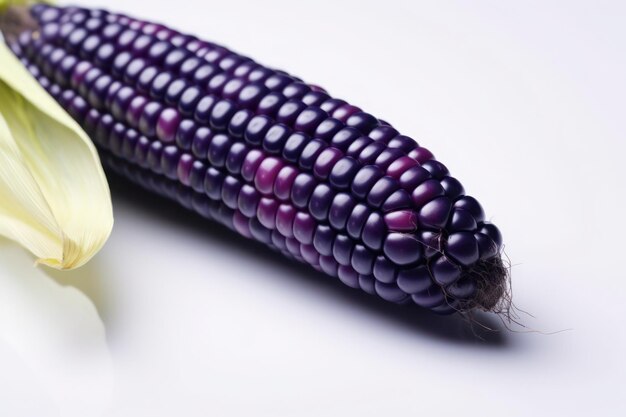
[1,0,625,416]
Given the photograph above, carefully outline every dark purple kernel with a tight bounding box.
[257,92,287,117]
[478,223,503,248]
[313,225,335,257]
[265,73,292,91]
[134,135,151,167]
[68,96,89,124]
[294,108,327,134]
[117,29,138,49]
[84,17,104,32]
[121,129,139,161]
[397,265,432,294]
[277,100,306,125]
[178,86,202,116]
[383,233,423,266]
[188,160,206,192]
[148,41,173,63]
[419,230,442,257]
[228,109,253,138]
[110,51,132,78]
[233,61,257,78]
[150,72,174,99]
[248,67,273,83]
[237,184,261,218]
[447,278,477,300]
[87,74,112,108]
[160,145,181,180]
[164,49,191,71]
[331,127,361,151]
[290,173,317,209]
[412,179,445,208]
[80,34,101,59]
[238,83,269,109]
[332,234,353,266]
[104,82,122,110]
[146,140,164,174]
[440,176,465,199]
[192,64,219,84]
[124,58,147,84]
[408,147,435,164]
[337,265,359,289]
[422,160,449,180]
[220,55,249,73]
[369,125,399,143]
[454,196,486,223]
[207,73,229,94]
[327,157,358,190]
[270,228,287,250]
[308,184,334,220]
[333,104,361,122]
[475,232,499,260]
[346,204,370,240]
[126,95,148,127]
[374,148,404,171]
[110,86,135,121]
[137,66,158,93]
[282,133,308,163]
[345,136,372,157]
[320,98,347,114]
[249,218,273,245]
[207,134,232,167]
[203,167,225,200]
[225,142,248,175]
[446,232,480,267]
[244,115,273,146]
[387,156,419,179]
[55,55,78,86]
[241,149,265,182]
[276,204,297,238]
[314,118,343,141]
[430,256,462,286]
[362,212,386,251]
[375,282,407,303]
[399,166,431,189]
[66,27,87,52]
[449,209,478,232]
[132,35,154,56]
[351,165,384,199]
[209,100,237,130]
[156,108,181,143]
[293,212,316,244]
[273,166,298,201]
[94,113,114,147]
[194,95,216,124]
[299,139,326,170]
[313,147,342,180]
[346,112,378,133]
[351,245,375,275]
[328,193,356,230]
[102,23,123,40]
[302,91,331,107]
[367,177,398,208]
[83,109,100,137]
[165,78,189,105]
[358,142,386,164]
[411,286,446,309]
[78,67,103,98]
[177,153,195,186]
[179,57,201,78]
[419,196,452,229]
[221,176,242,210]
[319,255,338,276]
[373,256,397,284]
[358,274,377,295]
[175,119,197,150]
[191,126,212,159]
[387,135,417,152]
[263,124,292,154]
[222,79,245,101]
[283,81,310,99]
[382,190,412,212]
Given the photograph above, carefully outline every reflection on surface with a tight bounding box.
[0,240,114,416]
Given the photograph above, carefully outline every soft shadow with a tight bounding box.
[108,173,509,347]
[45,255,114,342]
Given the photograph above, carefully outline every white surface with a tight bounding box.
[1,0,625,416]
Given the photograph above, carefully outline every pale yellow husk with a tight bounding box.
[0,40,113,269]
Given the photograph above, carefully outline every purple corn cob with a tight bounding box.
[2,4,508,314]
